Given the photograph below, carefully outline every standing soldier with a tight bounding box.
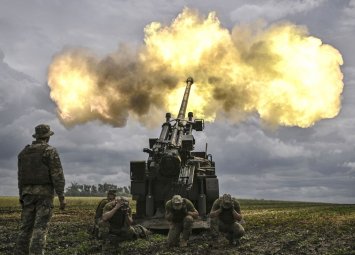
[101,197,137,254]
[15,124,66,255]
[93,189,116,238]
[165,195,199,247]
[210,194,245,246]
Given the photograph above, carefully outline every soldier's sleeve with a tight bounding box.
[17,153,22,198]
[165,200,173,214]
[185,199,197,212]
[103,201,114,214]
[47,147,65,198]
[233,199,241,214]
[165,200,173,221]
[210,198,220,213]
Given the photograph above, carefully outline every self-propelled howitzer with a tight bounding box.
[130,77,219,229]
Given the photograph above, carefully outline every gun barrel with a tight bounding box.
[177,77,194,119]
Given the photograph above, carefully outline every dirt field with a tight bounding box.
[1,197,354,255]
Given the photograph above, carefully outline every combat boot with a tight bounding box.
[180,239,188,247]
[230,239,241,247]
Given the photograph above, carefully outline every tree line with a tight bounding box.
[65,182,131,197]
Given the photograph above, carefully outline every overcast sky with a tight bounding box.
[0,0,354,203]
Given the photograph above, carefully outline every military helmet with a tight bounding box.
[171,195,183,210]
[221,194,232,209]
[32,124,54,139]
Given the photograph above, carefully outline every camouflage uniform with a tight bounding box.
[165,196,197,247]
[93,190,116,239]
[101,199,137,255]
[15,124,65,255]
[210,195,245,245]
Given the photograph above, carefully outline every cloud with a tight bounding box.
[204,120,314,175]
[0,54,159,196]
[0,49,4,61]
[202,115,355,203]
[0,0,188,81]
[46,10,343,130]
[220,172,355,203]
[340,0,355,31]
[230,0,325,23]
[0,1,354,204]
[341,161,355,174]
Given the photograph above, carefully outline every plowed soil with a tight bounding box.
[1,198,354,255]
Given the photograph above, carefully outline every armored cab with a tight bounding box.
[130,77,219,229]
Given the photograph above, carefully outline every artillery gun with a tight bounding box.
[130,77,219,229]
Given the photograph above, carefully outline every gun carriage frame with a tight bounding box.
[130,77,219,229]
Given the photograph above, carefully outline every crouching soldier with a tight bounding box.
[101,197,137,255]
[165,195,198,247]
[93,189,116,239]
[210,194,245,246]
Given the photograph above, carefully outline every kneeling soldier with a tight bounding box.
[210,194,245,246]
[165,195,198,247]
[101,197,137,254]
[93,189,116,239]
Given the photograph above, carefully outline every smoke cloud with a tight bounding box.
[48,8,343,128]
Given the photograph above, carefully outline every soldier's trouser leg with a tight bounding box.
[15,202,36,255]
[118,226,138,242]
[102,228,137,255]
[102,234,120,255]
[209,217,219,237]
[30,198,53,255]
[93,218,100,238]
[167,223,182,246]
[231,222,245,240]
[181,216,193,241]
[98,220,110,240]
[218,221,231,242]
[132,224,151,239]
[219,221,245,242]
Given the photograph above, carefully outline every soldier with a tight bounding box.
[209,194,245,246]
[15,124,66,255]
[165,195,198,247]
[93,189,116,238]
[101,197,138,254]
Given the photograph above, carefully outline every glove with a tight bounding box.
[59,196,66,210]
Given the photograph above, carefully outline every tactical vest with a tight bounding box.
[171,200,188,223]
[18,144,52,185]
[109,209,126,233]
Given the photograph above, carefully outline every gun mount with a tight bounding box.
[130,77,219,229]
